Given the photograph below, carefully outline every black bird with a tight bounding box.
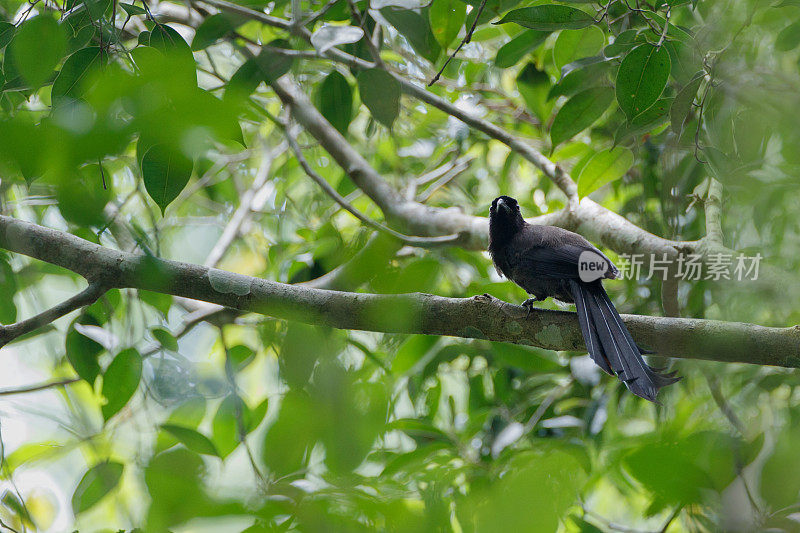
[488,195,679,402]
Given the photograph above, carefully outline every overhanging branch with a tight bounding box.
[1,215,798,368]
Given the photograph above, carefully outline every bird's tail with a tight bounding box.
[569,279,680,402]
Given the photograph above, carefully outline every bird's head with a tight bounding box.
[489,195,525,249]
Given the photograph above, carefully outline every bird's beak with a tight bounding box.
[496,198,510,213]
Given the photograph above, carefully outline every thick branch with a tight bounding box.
[1,215,798,367]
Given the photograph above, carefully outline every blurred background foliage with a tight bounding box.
[0,0,798,531]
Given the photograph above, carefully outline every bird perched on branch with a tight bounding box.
[488,195,679,402]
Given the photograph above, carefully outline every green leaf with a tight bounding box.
[615,44,671,119]
[71,462,124,514]
[0,22,15,49]
[429,0,467,49]
[576,146,634,197]
[119,2,146,15]
[316,70,353,135]
[224,40,294,103]
[54,163,112,227]
[550,86,614,147]
[761,423,800,509]
[138,289,172,316]
[66,313,105,384]
[162,424,219,456]
[602,29,641,58]
[495,30,549,68]
[9,15,67,88]
[549,55,610,99]
[0,257,17,324]
[149,23,197,86]
[614,97,672,144]
[517,62,553,122]
[357,68,401,128]
[496,5,595,31]
[262,391,319,475]
[553,26,604,71]
[228,344,256,370]
[85,0,112,20]
[380,6,441,63]
[101,348,142,421]
[150,326,179,351]
[192,13,238,51]
[51,46,104,102]
[141,144,194,214]
[670,72,703,135]
[391,335,438,374]
[212,395,241,458]
[776,20,800,51]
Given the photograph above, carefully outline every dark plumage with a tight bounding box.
[488,195,679,402]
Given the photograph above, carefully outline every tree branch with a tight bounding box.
[270,74,562,250]
[284,122,459,246]
[185,2,702,263]
[1,215,799,367]
[0,377,81,397]
[0,283,107,347]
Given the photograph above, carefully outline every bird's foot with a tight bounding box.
[521,297,543,317]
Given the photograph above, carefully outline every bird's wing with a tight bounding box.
[510,243,588,279]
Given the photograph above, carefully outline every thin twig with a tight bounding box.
[0,283,107,348]
[219,327,270,489]
[0,378,80,397]
[656,7,670,47]
[416,158,471,203]
[522,380,572,433]
[429,0,487,86]
[205,145,277,268]
[284,123,460,247]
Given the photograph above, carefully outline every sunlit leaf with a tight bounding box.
[71,462,124,514]
[119,2,146,15]
[102,348,142,421]
[381,6,441,63]
[310,24,364,54]
[162,425,219,456]
[577,146,634,197]
[212,395,241,458]
[429,0,466,49]
[553,26,604,71]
